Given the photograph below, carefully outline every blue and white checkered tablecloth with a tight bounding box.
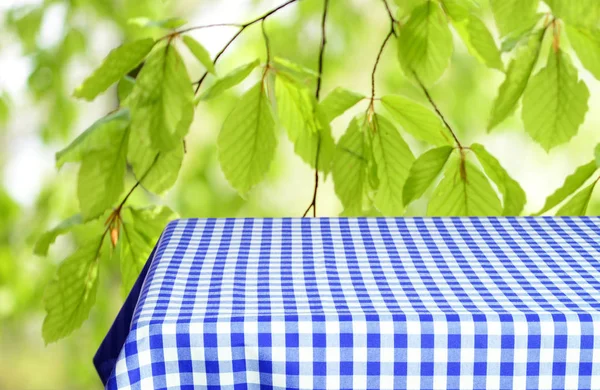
[95,217,600,389]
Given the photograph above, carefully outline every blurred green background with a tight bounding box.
[1,0,599,388]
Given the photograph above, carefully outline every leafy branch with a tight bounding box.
[193,0,301,93]
[39,0,600,344]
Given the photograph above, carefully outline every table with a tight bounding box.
[95,217,600,389]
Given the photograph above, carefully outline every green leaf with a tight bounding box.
[120,206,174,294]
[73,38,154,101]
[127,137,184,195]
[128,44,194,152]
[595,144,600,168]
[397,2,453,85]
[566,26,600,81]
[381,95,454,146]
[42,241,99,343]
[34,215,83,256]
[182,35,215,75]
[319,87,365,123]
[471,143,526,216]
[199,59,260,101]
[332,117,369,215]
[77,129,128,220]
[544,0,600,28]
[128,17,187,30]
[293,110,336,175]
[488,28,545,131]
[521,49,589,151]
[535,160,597,215]
[556,182,597,216]
[55,109,130,168]
[372,114,415,215]
[428,156,502,216]
[272,57,319,82]
[452,13,504,71]
[490,0,539,37]
[274,76,335,174]
[403,145,454,206]
[117,76,136,103]
[275,76,318,140]
[395,0,426,19]
[218,82,277,194]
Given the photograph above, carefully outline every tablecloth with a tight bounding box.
[94,217,600,389]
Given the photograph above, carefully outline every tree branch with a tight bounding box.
[302,0,329,218]
[412,72,463,149]
[369,28,394,106]
[193,0,301,94]
[261,19,271,64]
[381,0,398,36]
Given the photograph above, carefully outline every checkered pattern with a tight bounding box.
[97,217,600,389]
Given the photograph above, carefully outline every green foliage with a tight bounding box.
[42,240,100,343]
[119,206,174,294]
[522,48,589,151]
[566,25,600,81]
[182,35,216,75]
[544,0,600,28]
[319,87,365,122]
[471,143,526,216]
[34,215,83,256]
[73,38,155,101]
[381,95,453,146]
[555,183,597,215]
[77,130,128,220]
[18,0,599,354]
[128,44,194,152]
[372,114,415,215]
[488,28,545,130]
[535,160,598,215]
[397,1,453,85]
[490,0,539,37]
[55,109,130,168]
[450,12,504,71]
[428,156,503,216]
[198,60,260,101]
[218,81,277,194]
[332,117,368,215]
[403,145,454,206]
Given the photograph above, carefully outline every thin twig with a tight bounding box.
[261,19,271,63]
[369,28,394,106]
[381,0,398,36]
[412,71,463,149]
[193,0,301,94]
[315,0,329,101]
[302,0,329,218]
[176,23,243,34]
[116,153,161,212]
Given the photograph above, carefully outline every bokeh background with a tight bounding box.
[1,0,599,388]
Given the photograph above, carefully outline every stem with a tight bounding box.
[412,71,463,149]
[116,153,161,212]
[261,19,271,63]
[369,28,394,107]
[315,0,329,101]
[193,0,301,94]
[302,0,329,218]
[381,0,398,35]
[176,23,243,35]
